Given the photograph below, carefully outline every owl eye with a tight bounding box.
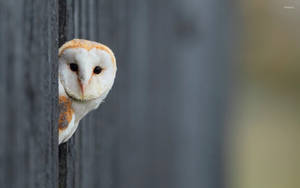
[69,63,78,72]
[93,66,102,74]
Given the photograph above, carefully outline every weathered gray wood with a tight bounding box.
[59,0,234,188]
[0,0,58,188]
[58,1,77,188]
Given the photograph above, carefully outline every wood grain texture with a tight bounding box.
[59,0,234,188]
[58,1,76,188]
[0,0,58,187]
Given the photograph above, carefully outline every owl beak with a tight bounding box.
[78,78,88,99]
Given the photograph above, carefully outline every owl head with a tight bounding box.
[59,39,117,101]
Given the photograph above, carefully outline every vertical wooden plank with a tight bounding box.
[70,0,129,187]
[0,0,59,188]
[58,0,77,188]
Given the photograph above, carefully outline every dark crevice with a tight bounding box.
[58,0,68,188]
[59,143,68,188]
[59,0,67,46]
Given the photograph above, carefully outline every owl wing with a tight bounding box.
[58,79,75,144]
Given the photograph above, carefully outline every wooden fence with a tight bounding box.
[0,0,234,187]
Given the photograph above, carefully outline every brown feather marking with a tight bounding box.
[58,39,116,66]
[58,96,73,131]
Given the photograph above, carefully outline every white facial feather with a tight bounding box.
[59,48,116,101]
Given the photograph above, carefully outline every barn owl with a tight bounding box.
[58,39,117,144]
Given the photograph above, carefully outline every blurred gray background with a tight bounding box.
[60,1,234,188]
[7,0,300,188]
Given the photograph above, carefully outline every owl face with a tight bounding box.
[59,39,116,101]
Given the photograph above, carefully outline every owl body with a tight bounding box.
[58,39,116,144]
[58,79,103,143]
